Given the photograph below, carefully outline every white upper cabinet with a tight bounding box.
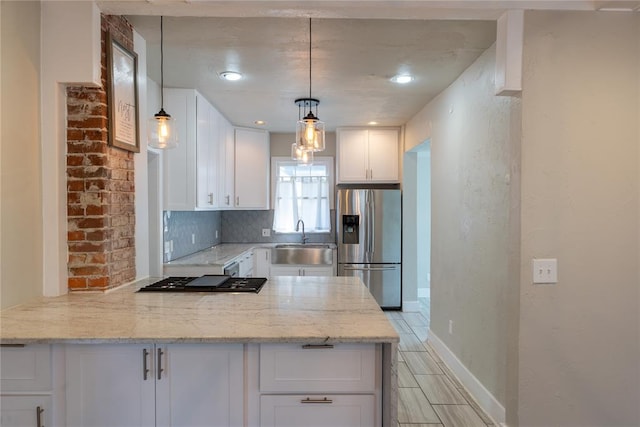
[234,128,270,209]
[336,128,400,184]
[217,116,236,209]
[163,88,224,211]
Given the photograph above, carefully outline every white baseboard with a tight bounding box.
[402,300,420,312]
[427,329,506,426]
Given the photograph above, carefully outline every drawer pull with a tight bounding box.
[142,348,150,380]
[301,397,333,404]
[0,343,25,348]
[301,344,334,350]
[157,347,164,380]
[36,406,44,427]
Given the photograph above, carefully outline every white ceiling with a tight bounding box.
[114,0,638,133]
[127,16,496,132]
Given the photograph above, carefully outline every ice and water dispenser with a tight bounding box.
[341,215,359,244]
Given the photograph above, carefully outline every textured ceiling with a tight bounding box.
[127,16,496,132]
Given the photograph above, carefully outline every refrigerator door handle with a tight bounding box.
[343,266,398,272]
[369,190,375,258]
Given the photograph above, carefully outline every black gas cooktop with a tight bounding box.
[137,275,267,293]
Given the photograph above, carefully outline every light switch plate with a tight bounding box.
[262,229,271,237]
[533,258,558,284]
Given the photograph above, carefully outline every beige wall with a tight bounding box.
[269,132,336,159]
[0,1,43,309]
[405,44,521,409]
[519,11,639,426]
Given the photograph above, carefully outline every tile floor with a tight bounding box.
[385,299,496,427]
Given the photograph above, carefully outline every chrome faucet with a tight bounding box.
[295,219,309,244]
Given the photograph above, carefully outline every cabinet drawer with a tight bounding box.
[260,394,375,427]
[0,345,51,392]
[260,344,376,392]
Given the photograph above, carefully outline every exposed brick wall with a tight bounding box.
[66,15,136,291]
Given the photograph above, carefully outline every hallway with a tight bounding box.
[386,303,496,427]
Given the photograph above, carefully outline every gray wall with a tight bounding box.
[405,44,520,409]
[518,11,639,426]
[1,1,43,309]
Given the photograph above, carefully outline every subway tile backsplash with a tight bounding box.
[163,210,335,262]
[163,211,222,262]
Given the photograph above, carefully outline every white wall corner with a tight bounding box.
[495,9,523,96]
[427,329,506,426]
[402,300,421,312]
[40,1,102,297]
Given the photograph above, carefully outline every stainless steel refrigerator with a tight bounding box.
[336,188,401,309]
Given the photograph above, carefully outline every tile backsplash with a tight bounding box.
[163,210,336,262]
[221,210,336,244]
[163,211,222,262]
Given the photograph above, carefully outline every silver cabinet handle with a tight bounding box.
[157,347,164,380]
[142,348,150,380]
[36,406,44,427]
[208,193,213,204]
[302,344,334,349]
[301,397,333,404]
[236,196,240,206]
[225,195,230,205]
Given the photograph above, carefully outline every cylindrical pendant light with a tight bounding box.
[148,16,177,150]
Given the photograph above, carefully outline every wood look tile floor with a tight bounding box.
[387,298,496,427]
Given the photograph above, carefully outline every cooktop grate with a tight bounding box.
[137,276,267,293]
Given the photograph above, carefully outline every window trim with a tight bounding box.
[270,156,335,234]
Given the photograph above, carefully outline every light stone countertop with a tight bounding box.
[164,243,260,267]
[0,276,399,345]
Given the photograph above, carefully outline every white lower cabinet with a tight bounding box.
[269,265,333,277]
[0,395,51,427]
[253,248,271,277]
[260,394,375,427]
[1,344,54,427]
[65,343,243,427]
[257,344,380,427]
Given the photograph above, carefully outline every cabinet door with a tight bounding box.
[155,344,244,427]
[218,118,235,208]
[260,394,375,427]
[253,248,271,277]
[196,95,218,209]
[269,265,302,277]
[0,396,51,427]
[234,128,270,209]
[65,344,155,427]
[367,129,399,182]
[1,344,51,392]
[163,89,197,210]
[337,129,368,183]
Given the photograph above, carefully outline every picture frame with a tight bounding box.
[107,32,140,152]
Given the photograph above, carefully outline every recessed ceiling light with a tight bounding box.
[219,71,243,81]
[254,120,266,126]
[368,121,379,125]
[391,74,413,84]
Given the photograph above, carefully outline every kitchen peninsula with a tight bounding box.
[0,276,398,426]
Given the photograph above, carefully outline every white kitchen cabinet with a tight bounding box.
[1,344,54,427]
[65,343,243,427]
[258,344,379,427]
[269,265,333,277]
[336,128,399,183]
[238,250,254,277]
[0,395,52,427]
[217,118,236,208]
[163,88,223,211]
[234,127,270,209]
[253,247,271,277]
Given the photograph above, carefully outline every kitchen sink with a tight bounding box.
[271,244,333,265]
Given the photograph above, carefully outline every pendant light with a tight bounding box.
[294,18,325,155]
[148,16,177,150]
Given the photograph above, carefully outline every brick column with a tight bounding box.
[66,15,136,291]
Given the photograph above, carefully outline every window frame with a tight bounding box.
[270,156,335,234]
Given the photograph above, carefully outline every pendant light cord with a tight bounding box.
[160,16,164,109]
[308,17,312,101]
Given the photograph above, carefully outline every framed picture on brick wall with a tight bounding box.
[107,32,140,153]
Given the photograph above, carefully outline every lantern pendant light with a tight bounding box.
[294,18,325,155]
[148,16,177,150]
